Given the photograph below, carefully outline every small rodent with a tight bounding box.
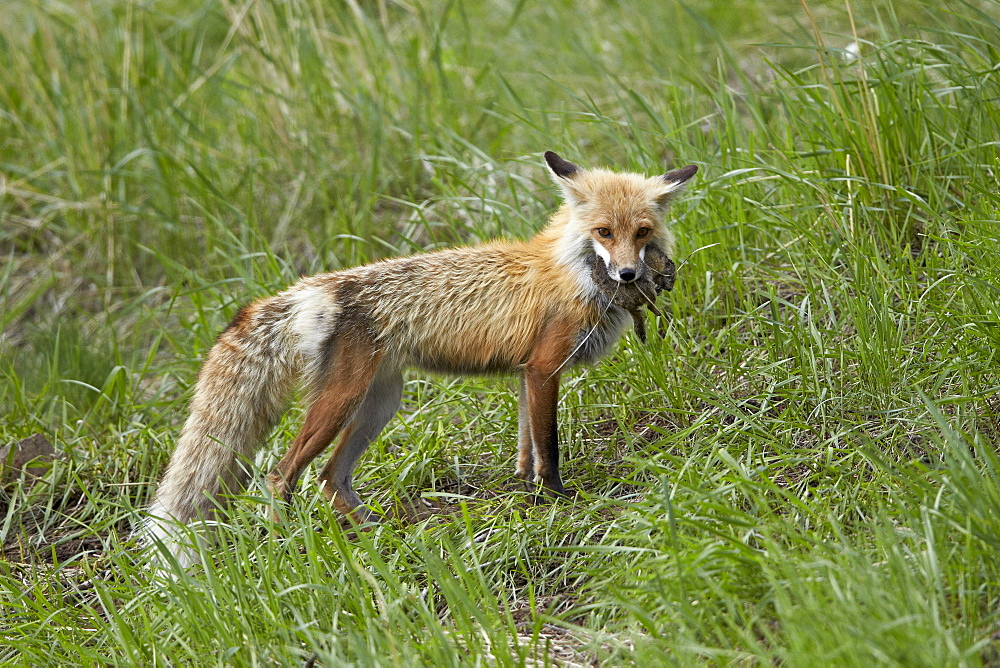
[589,243,676,343]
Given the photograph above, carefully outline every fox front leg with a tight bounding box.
[515,375,536,493]
[521,317,580,502]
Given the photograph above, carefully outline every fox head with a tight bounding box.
[545,151,697,284]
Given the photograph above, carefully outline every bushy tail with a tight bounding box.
[144,294,305,569]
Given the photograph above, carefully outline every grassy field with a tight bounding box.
[2,0,1000,664]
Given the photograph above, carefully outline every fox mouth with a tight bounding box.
[586,250,676,294]
[591,253,641,284]
[586,253,633,290]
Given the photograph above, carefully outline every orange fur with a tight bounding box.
[144,151,697,569]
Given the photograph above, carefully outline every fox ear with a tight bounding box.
[663,164,698,185]
[653,164,698,208]
[544,151,586,204]
[544,151,581,180]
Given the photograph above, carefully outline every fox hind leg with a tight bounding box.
[317,368,403,522]
[266,337,382,508]
[515,375,535,492]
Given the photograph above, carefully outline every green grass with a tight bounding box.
[3,0,1000,664]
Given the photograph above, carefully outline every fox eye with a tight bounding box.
[636,227,651,238]
[596,227,612,238]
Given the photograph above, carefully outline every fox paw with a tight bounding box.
[529,483,576,505]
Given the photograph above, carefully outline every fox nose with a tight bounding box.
[618,268,636,283]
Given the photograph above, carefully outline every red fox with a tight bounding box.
[145,151,697,567]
